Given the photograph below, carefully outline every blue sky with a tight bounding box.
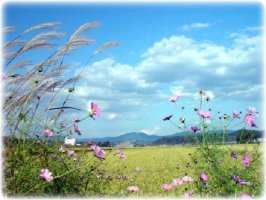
[3,3,264,138]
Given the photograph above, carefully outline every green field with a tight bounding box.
[4,143,263,197]
[73,144,263,197]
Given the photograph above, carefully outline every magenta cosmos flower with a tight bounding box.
[127,186,139,193]
[242,154,251,167]
[231,151,237,159]
[39,169,54,182]
[233,110,241,118]
[244,114,257,127]
[44,129,54,137]
[197,111,211,118]
[200,172,208,183]
[91,144,105,161]
[163,114,173,121]
[74,118,81,123]
[191,126,201,133]
[168,95,179,103]
[90,102,101,118]
[74,123,81,135]
[161,183,174,190]
[231,175,251,186]
[183,191,193,198]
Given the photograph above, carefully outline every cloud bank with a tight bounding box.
[72,30,263,121]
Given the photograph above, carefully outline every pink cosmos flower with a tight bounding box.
[183,191,193,198]
[197,111,212,118]
[91,144,106,161]
[119,151,126,160]
[114,149,126,159]
[244,114,257,127]
[240,193,252,199]
[200,172,208,183]
[161,183,174,190]
[90,102,101,118]
[247,106,259,117]
[233,110,241,118]
[168,95,179,103]
[74,123,81,135]
[242,154,251,167]
[44,129,54,137]
[127,186,139,193]
[39,169,54,182]
[172,178,183,186]
[67,150,76,157]
[182,175,193,183]
[59,145,65,153]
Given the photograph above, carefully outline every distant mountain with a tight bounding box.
[77,132,162,145]
[152,129,264,145]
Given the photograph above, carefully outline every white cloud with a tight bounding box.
[138,33,263,100]
[73,58,164,118]
[244,26,263,32]
[181,22,211,31]
[105,112,117,120]
[70,30,262,124]
[141,125,160,134]
[205,91,215,100]
[215,66,226,75]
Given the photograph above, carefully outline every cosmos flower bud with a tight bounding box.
[199,90,205,96]
[9,74,16,78]
[68,87,74,92]
[231,151,237,159]
[223,114,228,120]
[37,66,43,72]
[179,117,185,123]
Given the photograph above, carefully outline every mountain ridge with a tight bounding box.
[76,129,264,146]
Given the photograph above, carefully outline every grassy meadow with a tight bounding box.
[80,144,263,197]
[5,143,260,197]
